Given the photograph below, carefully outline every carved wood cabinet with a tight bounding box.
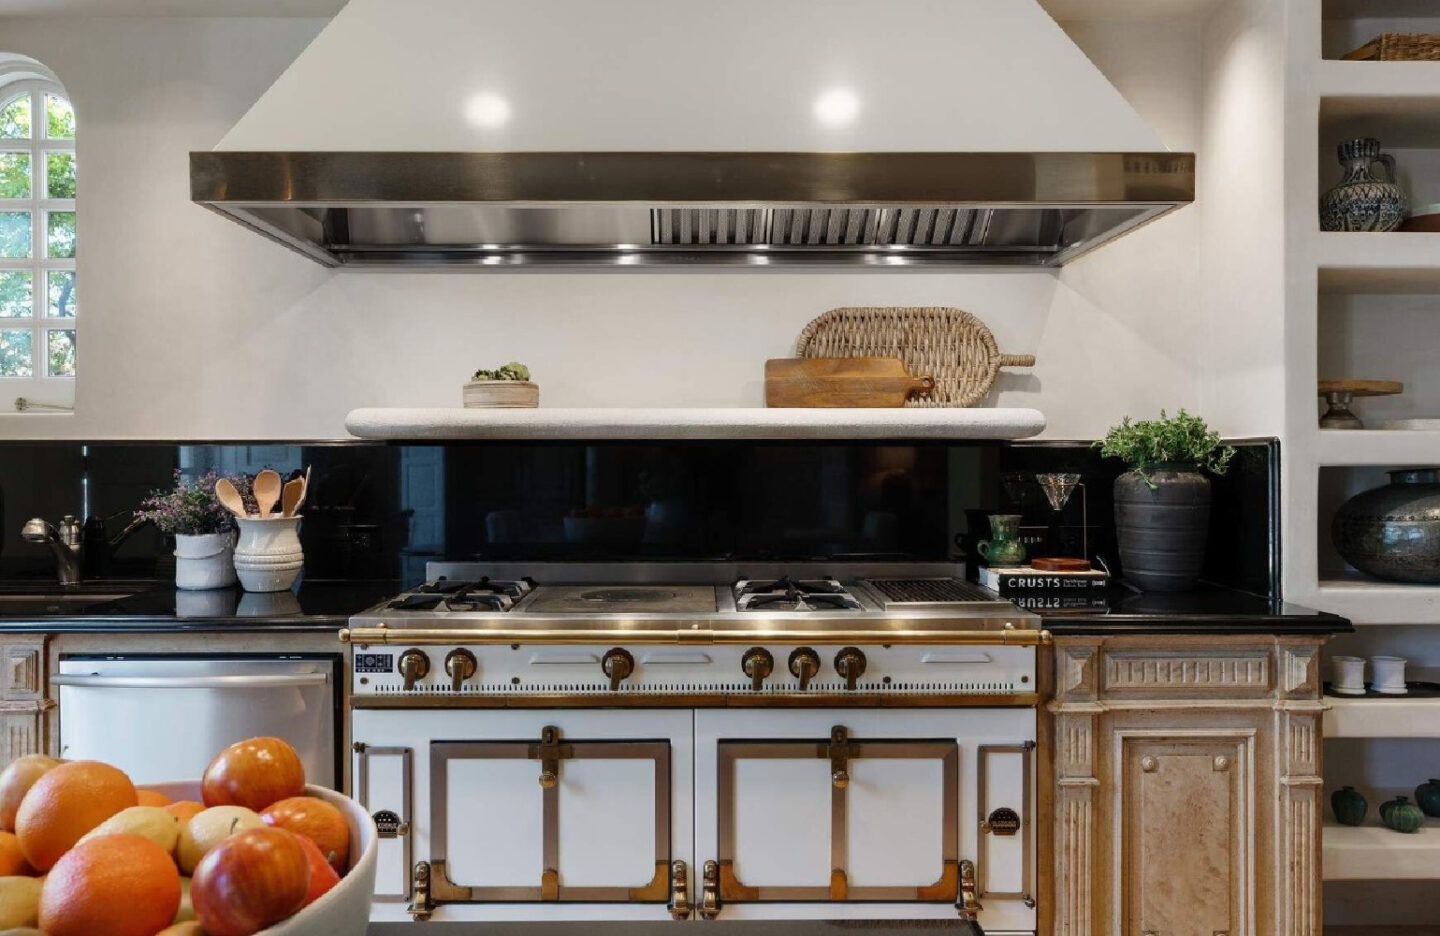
[0,634,51,767]
[1045,634,1326,936]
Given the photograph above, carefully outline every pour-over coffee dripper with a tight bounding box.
[1034,472,1088,569]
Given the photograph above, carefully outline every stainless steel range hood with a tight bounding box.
[193,0,1195,270]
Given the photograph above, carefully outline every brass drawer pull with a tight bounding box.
[669,860,691,920]
[699,859,721,920]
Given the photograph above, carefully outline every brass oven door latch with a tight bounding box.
[698,859,721,920]
[829,725,851,789]
[535,724,570,790]
[957,858,983,922]
[669,860,692,920]
[409,860,433,921]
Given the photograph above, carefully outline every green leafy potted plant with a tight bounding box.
[1095,410,1235,592]
[463,362,538,408]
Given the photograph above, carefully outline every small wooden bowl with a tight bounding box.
[463,380,539,408]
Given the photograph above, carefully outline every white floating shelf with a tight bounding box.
[345,407,1047,441]
[1319,265,1440,296]
[1325,695,1440,738]
[1318,65,1440,148]
[1316,429,1440,467]
[1324,819,1440,881]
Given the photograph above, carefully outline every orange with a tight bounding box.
[137,790,172,808]
[0,757,61,832]
[0,834,33,877]
[261,796,349,872]
[38,834,179,936]
[165,800,205,825]
[15,762,136,872]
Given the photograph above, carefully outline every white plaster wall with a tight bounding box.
[1197,0,1289,439]
[0,14,1204,441]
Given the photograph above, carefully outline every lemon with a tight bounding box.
[0,876,41,929]
[177,805,262,874]
[77,806,180,855]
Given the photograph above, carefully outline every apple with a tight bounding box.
[201,738,305,812]
[190,827,310,936]
[261,796,349,874]
[290,833,340,907]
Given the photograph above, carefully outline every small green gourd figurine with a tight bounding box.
[1331,786,1368,827]
[1416,778,1440,818]
[1380,795,1426,834]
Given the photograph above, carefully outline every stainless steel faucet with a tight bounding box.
[21,516,83,586]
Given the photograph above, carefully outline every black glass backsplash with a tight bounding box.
[0,440,1279,597]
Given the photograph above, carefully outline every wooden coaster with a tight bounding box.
[1029,557,1091,572]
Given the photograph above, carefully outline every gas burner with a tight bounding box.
[733,576,862,612]
[391,576,535,612]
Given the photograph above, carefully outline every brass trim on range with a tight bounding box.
[341,625,1050,647]
[427,728,671,904]
[354,743,413,902]
[714,728,960,903]
[352,692,1041,711]
[977,741,1036,907]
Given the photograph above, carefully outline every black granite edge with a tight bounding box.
[1038,583,1353,637]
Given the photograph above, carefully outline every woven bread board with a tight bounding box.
[795,307,1035,408]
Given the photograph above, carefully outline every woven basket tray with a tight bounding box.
[1344,33,1440,61]
[794,307,1035,408]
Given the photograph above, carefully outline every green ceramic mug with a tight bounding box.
[977,514,1027,567]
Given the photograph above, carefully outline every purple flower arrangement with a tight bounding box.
[135,470,253,536]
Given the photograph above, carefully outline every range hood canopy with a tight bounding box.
[193,0,1195,270]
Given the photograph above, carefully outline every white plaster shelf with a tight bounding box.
[1318,60,1440,103]
[1297,577,1440,625]
[1315,233,1440,282]
[1315,429,1440,466]
[1324,819,1440,881]
[1325,695,1440,738]
[344,407,1047,441]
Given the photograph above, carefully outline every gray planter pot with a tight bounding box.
[1113,465,1212,593]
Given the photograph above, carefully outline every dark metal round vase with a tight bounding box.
[1113,465,1211,592]
[1332,468,1440,583]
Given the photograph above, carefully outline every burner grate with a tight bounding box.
[865,578,997,604]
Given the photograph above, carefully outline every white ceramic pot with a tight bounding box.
[174,532,238,590]
[1372,655,1408,695]
[1331,655,1366,695]
[144,782,376,936]
[233,516,304,593]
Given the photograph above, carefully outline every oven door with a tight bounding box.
[353,709,692,923]
[694,708,1035,930]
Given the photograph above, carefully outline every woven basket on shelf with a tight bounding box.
[794,307,1035,408]
[1344,33,1440,61]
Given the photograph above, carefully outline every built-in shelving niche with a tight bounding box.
[1319,93,1440,221]
[1317,466,1440,609]
[1322,0,1440,61]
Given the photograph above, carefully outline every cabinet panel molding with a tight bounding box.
[1115,729,1255,936]
[1104,651,1270,694]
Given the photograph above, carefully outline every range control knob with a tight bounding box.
[788,647,820,691]
[444,649,477,693]
[602,648,635,692]
[398,648,430,691]
[834,647,867,691]
[742,647,774,692]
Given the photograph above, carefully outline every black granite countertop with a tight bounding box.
[0,580,1349,637]
[1037,584,1351,636]
[0,580,394,632]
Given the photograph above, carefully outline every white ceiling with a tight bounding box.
[1,0,1224,19]
[0,0,343,15]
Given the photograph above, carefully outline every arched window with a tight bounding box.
[0,57,75,410]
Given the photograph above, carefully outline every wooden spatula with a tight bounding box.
[215,478,248,518]
[765,357,935,408]
[281,478,305,518]
[253,469,282,518]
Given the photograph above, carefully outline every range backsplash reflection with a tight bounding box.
[0,440,1276,596]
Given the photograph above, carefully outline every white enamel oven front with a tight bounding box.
[352,706,1034,930]
[354,708,693,924]
[695,709,1035,929]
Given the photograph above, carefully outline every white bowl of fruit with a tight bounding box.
[0,736,376,936]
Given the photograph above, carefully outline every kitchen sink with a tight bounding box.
[0,592,134,615]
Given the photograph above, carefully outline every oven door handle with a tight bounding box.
[51,673,330,690]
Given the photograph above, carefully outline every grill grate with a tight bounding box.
[865,578,997,604]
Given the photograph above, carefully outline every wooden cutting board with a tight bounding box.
[766,357,936,408]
